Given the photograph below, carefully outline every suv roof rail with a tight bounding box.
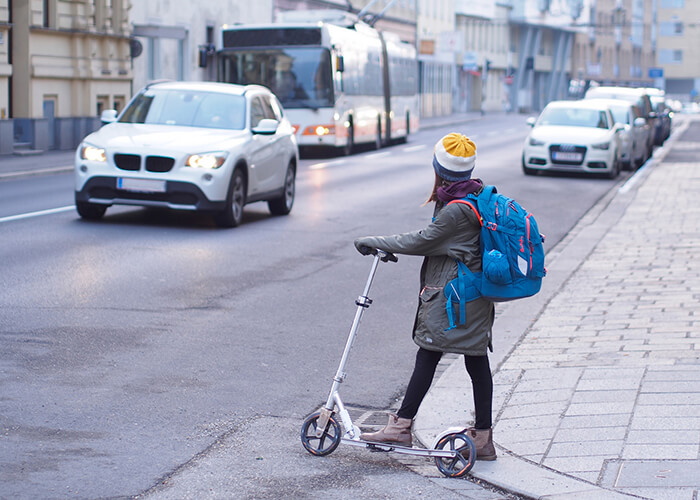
[144,79,174,89]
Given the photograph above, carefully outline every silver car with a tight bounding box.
[585,98,650,170]
[75,81,299,227]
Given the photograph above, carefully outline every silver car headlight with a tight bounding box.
[591,142,610,150]
[186,151,228,169]
[529,137,545,146]
[80,143,106,162]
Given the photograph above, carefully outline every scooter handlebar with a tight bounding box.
[359,246,398,263]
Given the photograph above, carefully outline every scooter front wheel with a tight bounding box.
[434,432,476,477]
[300,412,342,456]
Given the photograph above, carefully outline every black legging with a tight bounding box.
[397,347,493,429]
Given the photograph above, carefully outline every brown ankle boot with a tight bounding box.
[466,427,496,461]
[361,414,412,447]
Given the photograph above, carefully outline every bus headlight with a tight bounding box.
[303,125,335,136]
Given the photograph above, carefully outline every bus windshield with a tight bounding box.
[219,48,333,110]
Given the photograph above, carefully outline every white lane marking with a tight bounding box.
[309,159,347,170]
[0,166,73,180]
[0,205,75,223]
[364,152,391,159]
[403,145,426,152]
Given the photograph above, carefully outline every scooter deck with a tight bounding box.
[341,437,459,459]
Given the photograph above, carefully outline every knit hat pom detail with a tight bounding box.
[433,133,477,182]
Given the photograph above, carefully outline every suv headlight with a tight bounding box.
[591,142,610,150]
[529,137,545,146]
[80,143,106,162]
[186,152,228,169]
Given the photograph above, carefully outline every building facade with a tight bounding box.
[455,1,513,113]
[5,0,132,154]
[505,0,585,112]
[130,1,273,94]
[571,0,656,95]
[656,0,700,102]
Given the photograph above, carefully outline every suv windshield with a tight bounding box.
[218,48,334,109]
[538,107,610,129]
[119,89,246,130]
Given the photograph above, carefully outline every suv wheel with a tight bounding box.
[76,200,107,220]
[268,162,295,216]
[215,169,246,228]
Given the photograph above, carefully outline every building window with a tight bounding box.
[658,48,683,64]
[659,20,684,36]
[114,96,126,113]
[96,95,110,115]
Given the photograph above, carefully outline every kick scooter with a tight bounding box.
[300,249,476,478]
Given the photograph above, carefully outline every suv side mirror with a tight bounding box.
[526,117,536,127]
[252,118,279,135]
[101,109,118,125]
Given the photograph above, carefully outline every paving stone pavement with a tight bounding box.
[415,115,700,500]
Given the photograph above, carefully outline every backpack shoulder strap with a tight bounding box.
[447,199,483,227]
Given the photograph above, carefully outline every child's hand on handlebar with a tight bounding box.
[354,238,375,256]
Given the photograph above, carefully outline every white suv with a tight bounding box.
[75,81,299,227]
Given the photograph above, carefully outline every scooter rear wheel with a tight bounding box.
[434,432,476,477]
[300,412,341,456]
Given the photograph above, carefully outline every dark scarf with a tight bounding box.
[437,179,483,203]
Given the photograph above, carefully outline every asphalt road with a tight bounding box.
[0,114,632,498]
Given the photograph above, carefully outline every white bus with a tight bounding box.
[217,11,419,155]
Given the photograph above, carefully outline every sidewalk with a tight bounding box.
[415,114,700,500]
[0,149,74,180]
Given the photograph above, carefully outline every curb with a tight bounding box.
[413,117,693,499]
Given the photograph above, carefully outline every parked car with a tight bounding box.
[644,88,672,144]
[522,100,623,178]
[585,98,650,169]
[584,86,657,158]
[75,81,299,227]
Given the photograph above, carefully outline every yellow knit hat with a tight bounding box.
[433,133,477,181]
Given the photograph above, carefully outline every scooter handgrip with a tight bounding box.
[359,245,375,256]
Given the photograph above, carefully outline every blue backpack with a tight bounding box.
[444,185,546,330]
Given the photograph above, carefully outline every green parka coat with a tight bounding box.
[356,199,495,356]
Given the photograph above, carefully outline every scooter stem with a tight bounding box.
[322,253,382,412]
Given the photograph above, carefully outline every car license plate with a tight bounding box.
[552,151,582,162]
[117,178,166,193]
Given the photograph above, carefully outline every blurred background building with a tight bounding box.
[2,0,131,155]
[656,0,700,103]
[1,0,698,155]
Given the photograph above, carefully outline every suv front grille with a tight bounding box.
[114,154,141,171]
[145,156,175,172]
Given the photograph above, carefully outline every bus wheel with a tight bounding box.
[399,113,410,144]
[373,119,382,150]
[342,123,354,156]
